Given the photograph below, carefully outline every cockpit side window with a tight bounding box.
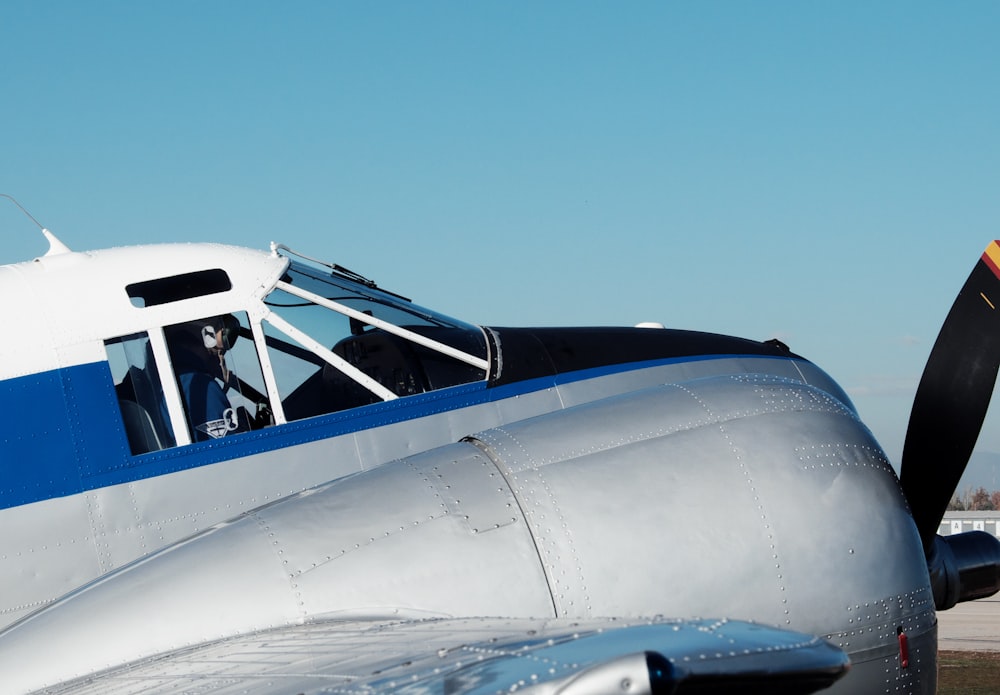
[262,262,488,422]
[164,311,273,442]
[107,312,274,455]
[106,333,176,455]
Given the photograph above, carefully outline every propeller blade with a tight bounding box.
[900,241,1000,553]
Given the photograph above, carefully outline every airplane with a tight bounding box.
[0,193,998,693]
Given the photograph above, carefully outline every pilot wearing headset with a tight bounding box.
[165,314,247,441]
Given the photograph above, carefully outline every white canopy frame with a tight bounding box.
[273,280,490,373]
[262,311,399,403]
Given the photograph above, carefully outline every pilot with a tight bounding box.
[165,314,247,441]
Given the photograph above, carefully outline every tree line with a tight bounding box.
[947,487,1000,512]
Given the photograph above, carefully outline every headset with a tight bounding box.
[201,315,240,351]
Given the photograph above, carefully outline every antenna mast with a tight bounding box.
[1,194,72,255]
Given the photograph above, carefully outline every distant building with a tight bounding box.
[940,511,1000,537]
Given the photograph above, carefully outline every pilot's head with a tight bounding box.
[199,314,240,354]
[166,314,240,375]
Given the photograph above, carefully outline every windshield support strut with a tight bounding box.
[274,280,490,372]
[263,312,399,402]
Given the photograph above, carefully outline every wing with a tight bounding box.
[40,616,848,695]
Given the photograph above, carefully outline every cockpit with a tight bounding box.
[106,245,489,455]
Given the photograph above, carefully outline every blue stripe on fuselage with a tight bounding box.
[0,354,796,510]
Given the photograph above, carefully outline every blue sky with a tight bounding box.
[3,2,1000,472]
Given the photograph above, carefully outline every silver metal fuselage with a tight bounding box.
[0,243,934,693]
[0,361,933,693]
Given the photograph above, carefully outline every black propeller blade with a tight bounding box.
[900,241,1000,553]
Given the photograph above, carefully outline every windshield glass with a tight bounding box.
[261,261,487,422]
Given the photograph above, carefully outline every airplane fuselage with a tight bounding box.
[0,242,938,693]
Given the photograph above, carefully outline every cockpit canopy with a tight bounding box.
[106,246,489,455]
[262,260,489,420]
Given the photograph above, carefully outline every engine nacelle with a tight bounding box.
[0,374,936,693]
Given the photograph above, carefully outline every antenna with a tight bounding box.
[1,194,72,255]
